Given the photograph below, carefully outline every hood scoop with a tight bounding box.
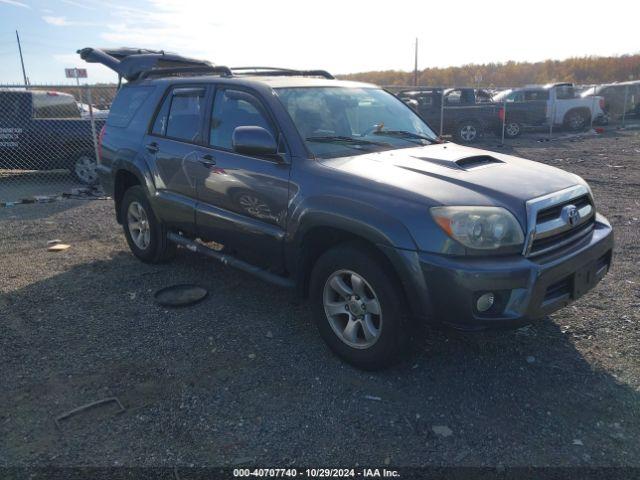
[412,154,504,171]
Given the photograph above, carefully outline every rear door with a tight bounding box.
[193,86,291,269]
[143,85,208,230]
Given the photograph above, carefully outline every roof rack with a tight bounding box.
[77,47,230,82]
[231,66,335,80]
[78,48,335,83]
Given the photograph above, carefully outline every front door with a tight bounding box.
[143,85,208,230]
[193,87,291,270]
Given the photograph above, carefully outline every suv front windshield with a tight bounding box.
[275,87,438,159]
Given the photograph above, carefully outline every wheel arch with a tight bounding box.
[288,205,433,321]
[113,166,147,224]
[563,107,591,124]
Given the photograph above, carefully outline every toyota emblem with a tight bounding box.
[562,204,580,226]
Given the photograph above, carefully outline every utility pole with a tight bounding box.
[413,38,418,86]
[16,30,28,88]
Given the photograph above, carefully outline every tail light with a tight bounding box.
[97,125,106,163]
[498,107,505,121]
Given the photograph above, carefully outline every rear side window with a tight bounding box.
[107,86,154,128]
[153,87,207,142]
[524,90,549,101]
[555,86,576,100]
[32,92,80,118]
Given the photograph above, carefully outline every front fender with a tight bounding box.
[285,195,435,321]
[288,195,418,252]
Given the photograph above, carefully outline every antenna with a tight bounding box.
[413,38,418,87]
[16,30,28,88]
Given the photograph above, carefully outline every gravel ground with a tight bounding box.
[0,130,639,470]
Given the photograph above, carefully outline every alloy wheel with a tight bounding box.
[506,122,520,137]
[460,125,477,141]
[127,201,151,250]
[322,269,383,349]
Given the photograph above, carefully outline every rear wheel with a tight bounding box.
[563,110,589,131]
[309,243,409,370]
[121,185,176,263]
[454,120,481,143]
[504,121,521,138]
[71,151,98,185]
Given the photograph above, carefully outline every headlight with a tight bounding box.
[431,206,524,250]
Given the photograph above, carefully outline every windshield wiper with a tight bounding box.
[306,135,391,147]
[371,130,438,144]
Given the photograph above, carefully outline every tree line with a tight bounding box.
[338,54,640,87]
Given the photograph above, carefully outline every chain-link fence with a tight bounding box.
[0,84,117,204]
[386,81,640,145]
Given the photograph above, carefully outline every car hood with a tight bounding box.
[318,142,585,220]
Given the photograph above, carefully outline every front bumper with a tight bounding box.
[416,214,613,330]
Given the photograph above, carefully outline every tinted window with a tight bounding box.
[164,88,206,142]
[445,90,462,105]
[32,92,80,118]
[524,90,549,101]
[152,91,172,136]
[209,89,274,150]
[107,86,154,128]
[555,85,576,100]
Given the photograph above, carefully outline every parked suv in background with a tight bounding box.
[81,47,613,370]
[581,81,640,120]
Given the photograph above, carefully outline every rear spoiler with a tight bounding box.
[77,47,229,83]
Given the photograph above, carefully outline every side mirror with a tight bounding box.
[232,126,278,156]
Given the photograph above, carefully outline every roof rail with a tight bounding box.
[138,65,232,80]
[231,66,334,80]
[77,47,227,82]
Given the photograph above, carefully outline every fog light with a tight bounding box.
[476,292,495,312]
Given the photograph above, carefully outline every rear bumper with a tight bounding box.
[413,214,613,330]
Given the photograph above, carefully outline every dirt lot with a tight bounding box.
[1,130,639,471]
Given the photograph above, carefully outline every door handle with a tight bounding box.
[145,142,159,153]
[198,153,216,167]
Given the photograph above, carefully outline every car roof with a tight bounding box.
[134,74,376,90]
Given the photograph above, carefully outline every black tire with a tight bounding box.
[503,121,522,139]
[563,110,589,132]
[309,243,410,370]
[120,185,176,263]
[454,120,481,143]
[70,151,99,185]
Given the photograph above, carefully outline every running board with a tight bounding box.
[167,232,294,288]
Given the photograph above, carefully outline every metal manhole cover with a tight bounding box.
[154,284,208,307]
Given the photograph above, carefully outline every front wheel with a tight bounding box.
[121,185,176,263]
[309,243,410,370]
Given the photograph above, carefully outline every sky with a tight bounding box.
[0,0,637,85]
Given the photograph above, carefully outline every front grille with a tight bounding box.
[536,194,591,223]
[526,188,596,258]
[530,217,595,256]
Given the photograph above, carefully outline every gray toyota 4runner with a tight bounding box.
[80,48,613,370]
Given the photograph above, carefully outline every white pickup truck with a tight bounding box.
[543,83,606,130]
[494,83,606,132]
